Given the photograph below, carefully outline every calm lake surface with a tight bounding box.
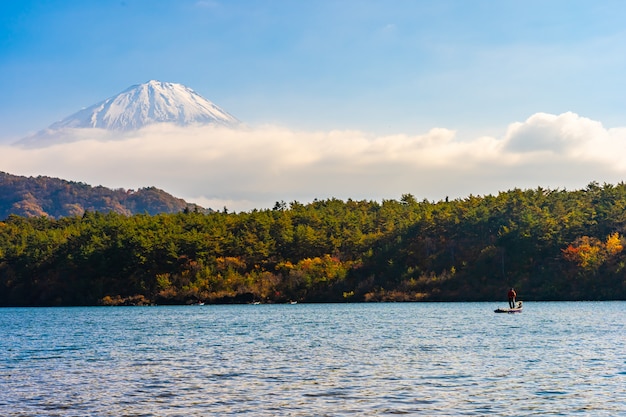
[1,302,624,416]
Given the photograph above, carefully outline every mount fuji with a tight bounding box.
[17,80,239,146]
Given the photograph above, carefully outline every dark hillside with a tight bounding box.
[0,171,207,219]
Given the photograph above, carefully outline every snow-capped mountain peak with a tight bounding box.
[16,80,240,147]
[50,80,239,131]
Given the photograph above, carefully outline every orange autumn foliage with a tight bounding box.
[562,233,623,269]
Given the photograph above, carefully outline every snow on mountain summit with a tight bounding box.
[50,80,239,131]
[16,80,240,147]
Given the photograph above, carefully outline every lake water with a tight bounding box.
[1,302,624,416]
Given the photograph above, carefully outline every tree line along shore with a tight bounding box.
[1,182,626,306]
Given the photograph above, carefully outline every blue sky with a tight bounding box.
[1,1,626,210]
[2,0,625,138]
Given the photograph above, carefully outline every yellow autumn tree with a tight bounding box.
[605,232,623,255]
[562,232,623,270]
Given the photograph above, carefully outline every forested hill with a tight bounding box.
[0,171,207,218]
[2,182,626,306]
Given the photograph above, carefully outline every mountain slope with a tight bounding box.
[0,171,208,219]
[51,80,239,131]
[17,80,239,146]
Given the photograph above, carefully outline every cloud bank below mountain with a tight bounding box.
[2,112,625,212]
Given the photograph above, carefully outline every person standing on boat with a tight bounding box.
[507,288,517,308]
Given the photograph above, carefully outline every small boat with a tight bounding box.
[494,301,523,313]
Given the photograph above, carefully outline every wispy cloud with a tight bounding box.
[2,112,625,212]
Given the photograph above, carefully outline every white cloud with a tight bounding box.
[503,112,605,154]
[2,112,626,212]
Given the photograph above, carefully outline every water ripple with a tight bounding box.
[1,302,624,416]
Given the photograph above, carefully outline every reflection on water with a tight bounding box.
[1,302,625,416]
